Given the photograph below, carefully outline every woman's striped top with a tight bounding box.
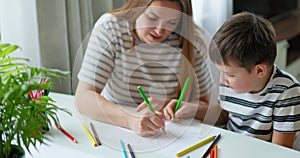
[220,66,300,141]
[78,14,212,107]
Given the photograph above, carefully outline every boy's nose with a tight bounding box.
[220,73,229,86]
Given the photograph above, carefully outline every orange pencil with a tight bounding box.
[213,145,218,158]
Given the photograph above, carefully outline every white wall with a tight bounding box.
[0,0,40,67]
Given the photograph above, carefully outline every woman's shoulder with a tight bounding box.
[94,13,129,29]
[193,25,211,48]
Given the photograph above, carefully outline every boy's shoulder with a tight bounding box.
[272,66,299,85]
[265,66,300,94]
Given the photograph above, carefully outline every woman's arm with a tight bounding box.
[75,81,165,136]
[75,81,131,127]
[272,131,296,148]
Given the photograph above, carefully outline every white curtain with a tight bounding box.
[36,0,95,94]
[192,0,232,37]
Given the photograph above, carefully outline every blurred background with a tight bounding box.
[0,0,299,94]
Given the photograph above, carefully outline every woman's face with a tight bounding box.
[135,1,182,44]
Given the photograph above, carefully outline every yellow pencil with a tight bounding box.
[82,123,97,146]
[176,135,216,157]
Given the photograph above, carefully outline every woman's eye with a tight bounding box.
[147,15,157,21]
[168,21,177,26]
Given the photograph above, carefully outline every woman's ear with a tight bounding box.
[255,64,268,78]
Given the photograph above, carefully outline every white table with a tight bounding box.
[25,93,300,158]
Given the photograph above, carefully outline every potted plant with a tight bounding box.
[0,43,69,158]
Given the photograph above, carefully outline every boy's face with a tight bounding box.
[216,60,263,94]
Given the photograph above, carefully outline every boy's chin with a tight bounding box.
[232,89,248,94]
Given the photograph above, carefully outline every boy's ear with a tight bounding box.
[255,64,268,78]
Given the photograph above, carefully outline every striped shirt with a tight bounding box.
[78,14,212,107]
[220,66,300,141]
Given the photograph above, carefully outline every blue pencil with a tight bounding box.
[120,139,128,158]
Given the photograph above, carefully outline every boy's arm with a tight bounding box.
[272,131,296,148]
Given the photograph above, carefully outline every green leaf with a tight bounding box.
[0,43,10,50]
[0,43,70,157]
[0,63,26,72]
[0,45,19,57]
[0,57,29,65]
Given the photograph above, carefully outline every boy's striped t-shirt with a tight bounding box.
[219,66,300,141]
[78,14,212,107]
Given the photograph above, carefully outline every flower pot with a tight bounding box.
[8,145,24,158]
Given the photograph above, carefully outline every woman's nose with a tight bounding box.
[154,27,164,35]
[154,22,165,35]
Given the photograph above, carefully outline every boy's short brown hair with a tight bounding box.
[209,12,276,72]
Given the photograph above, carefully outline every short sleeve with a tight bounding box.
[273,85,300,132]
[77,14,117,89]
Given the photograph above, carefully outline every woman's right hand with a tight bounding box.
[128,108,165,136]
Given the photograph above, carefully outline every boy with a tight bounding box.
[164,12,300,149]
[206,12,300,148]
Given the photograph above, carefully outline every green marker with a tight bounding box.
[137,86,156,114]
[137,86,166,134]
[174,77,190,113]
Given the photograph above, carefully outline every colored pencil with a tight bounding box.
[174,77,190,113]
[127,143,136,158]
[137,86,156,114]
[120,139,128,158]
[56,124,78,144]
[137,86,166,134]
[176,135,216,157]
[201,134,221,158]
[213,145,218,158]
[90,122,102,146]
[82,123,97,146]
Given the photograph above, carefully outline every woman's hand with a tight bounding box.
[135,97,167,113]
[128,109,165,136]
[163,100,198,120]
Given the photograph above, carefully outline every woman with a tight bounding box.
[75,0,212,136]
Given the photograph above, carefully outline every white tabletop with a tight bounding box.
[25,92,300,158]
